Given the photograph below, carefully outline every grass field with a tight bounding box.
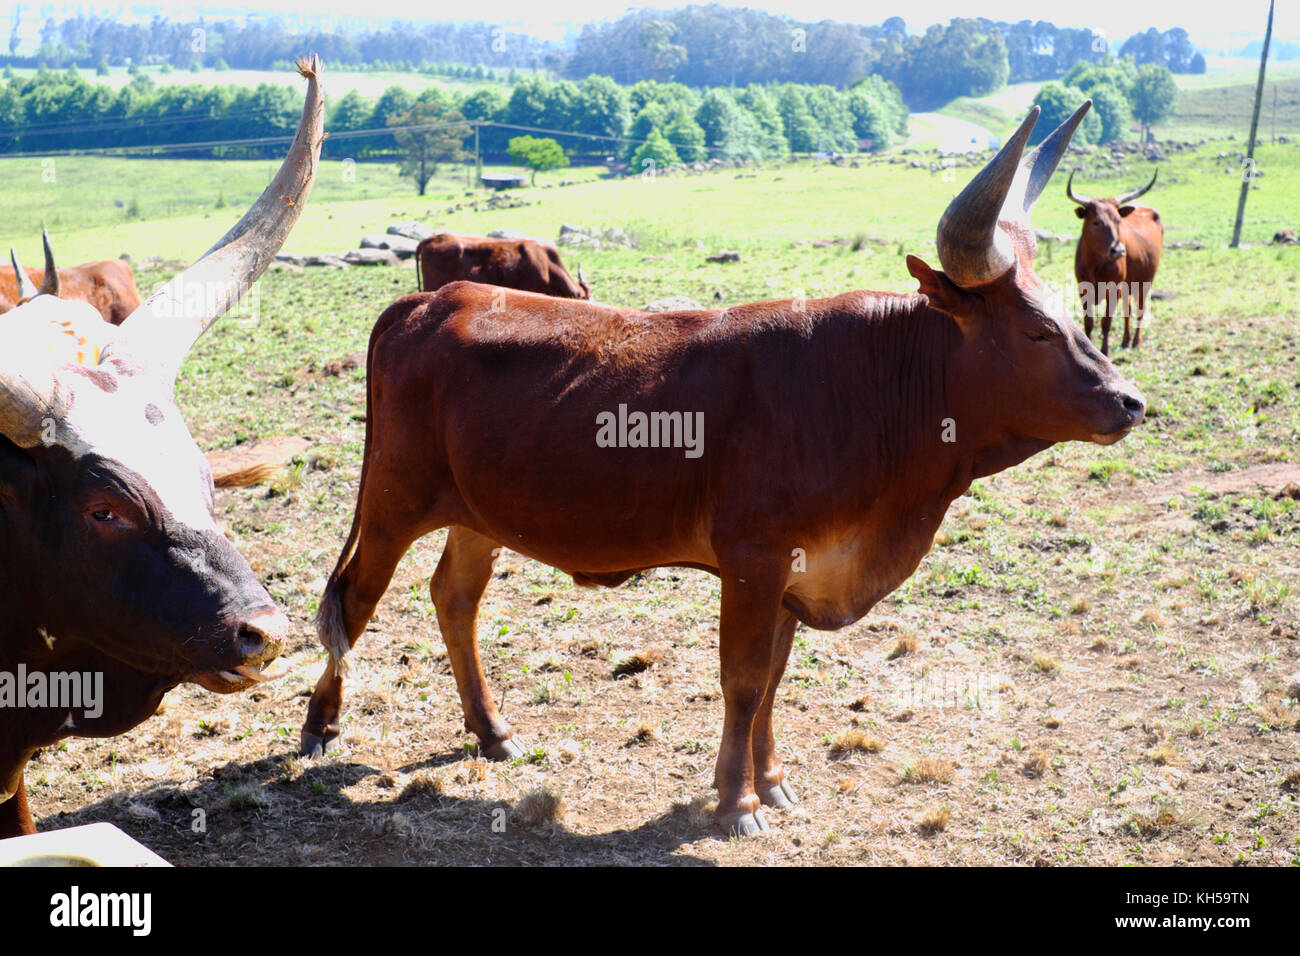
[11,87,1300,866]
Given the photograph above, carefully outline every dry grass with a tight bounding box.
[626,722,659,746]
[510,788,566,829]
[902,758,954,785]
[1031,651,1059,673]
[399,770,444,801]
[612,648,662,678]
[887,634,919,660]
[1022,751,1049,777]
[1148,744,1179,766]
[830,729,884,758]
[918,805,951,834]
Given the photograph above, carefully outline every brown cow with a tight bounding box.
[0,56,324,840]
[416,232,591,298]
[0,235,142,326]
[301,101,1145,836]
[1069,168,1163,355]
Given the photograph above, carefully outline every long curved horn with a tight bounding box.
[37,228,59,297]
[1007,100,1091,222]
[1066,169,1090,207]
[9,248,40,301]
[936,106,1039,289]
[1119,167,1158,205]
[0,351,67,448]
[102,55,325,383]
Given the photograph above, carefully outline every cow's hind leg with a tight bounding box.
[752,608,799,809]
[430,526,523,760]
[301,514,427,757]
[713,563,790,836]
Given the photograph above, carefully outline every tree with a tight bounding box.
[631,128,680,174]
[96,57,110,76]
[392,100,469,195]
[1089,83,1132,143]
[1130,64,1177,141]
[507,135,568,185]
[663,110,707,163]
[1030,82,1102,146]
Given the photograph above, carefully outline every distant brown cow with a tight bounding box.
[0,234,142,326]
[301,102,1146,836]
[416,232,591,298]
[1069,169,1163,355]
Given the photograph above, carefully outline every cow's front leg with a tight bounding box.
[0,761,35,840]
[753,608,799,809]
[713,563,790,836]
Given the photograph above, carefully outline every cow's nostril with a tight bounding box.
[236,626,269,661]
[235,607,289,661]
[1122,393,1146,417]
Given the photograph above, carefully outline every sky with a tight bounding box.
[4,1,1290,53]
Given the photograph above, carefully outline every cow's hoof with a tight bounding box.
[299,731,339,758]
[718,808,769,837]
[757,778,799,809]
[483,736,526,761]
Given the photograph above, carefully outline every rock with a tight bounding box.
[706,250,741,263]
[360,234,419,257]
[304,254,350,269]
[643,296,704,313]
[487,228,532,239]
[274,252,309,266]
[342,248,400,267]
[387,221,434,240]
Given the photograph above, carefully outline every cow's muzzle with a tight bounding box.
[193,605,292,693]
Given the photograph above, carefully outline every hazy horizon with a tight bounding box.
[2,0,1290,55]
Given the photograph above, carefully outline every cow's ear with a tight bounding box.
[0,439,39,512]
[906,255,980,327]
[1074,207,1087,219]
[1117,205,1136,217]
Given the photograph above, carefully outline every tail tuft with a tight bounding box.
[314,585,351,679]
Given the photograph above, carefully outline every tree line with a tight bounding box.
[0,67,910,164]
[7,9,1206,110]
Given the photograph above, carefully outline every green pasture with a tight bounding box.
[4,132,1297,270]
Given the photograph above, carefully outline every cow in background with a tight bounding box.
[416,232,590,298]
[0,234,142,326]
[1069,169,1163,355]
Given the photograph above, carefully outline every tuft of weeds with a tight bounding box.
[919,805,951,834]
[829,729,884,758]
[510,788,565,829]
[887,634,919,660]
[612,648,662,678]
[399,770,445,802]
[902,758,954,785]
[1022,751,1049,777]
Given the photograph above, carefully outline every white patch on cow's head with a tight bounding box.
[60,375,218,532]
[4,297,217,532]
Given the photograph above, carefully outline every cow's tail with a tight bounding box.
[414,238,424,291]
[314,308,397,679]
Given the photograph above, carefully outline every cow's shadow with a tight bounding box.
[33,747,722,866]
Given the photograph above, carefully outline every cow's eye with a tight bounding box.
[1024,329,1052,343]
[91,509,115,522]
